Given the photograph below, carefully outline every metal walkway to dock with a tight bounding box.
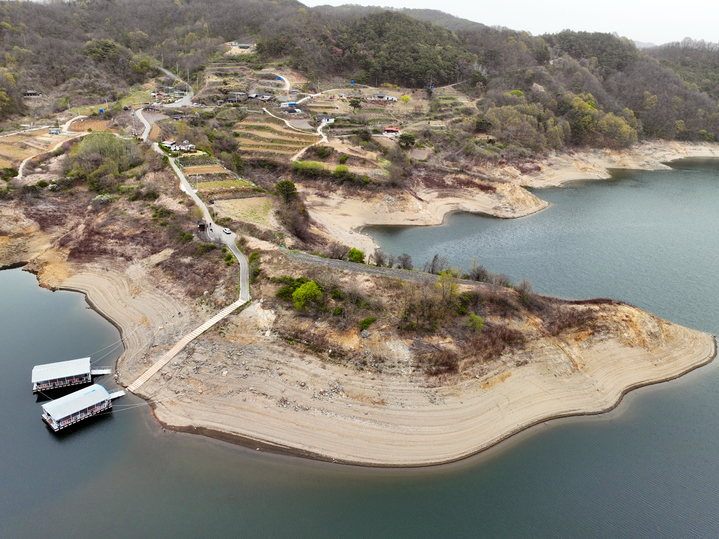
[127,298,247,393]
[108,389,126,399]
[91,368,112,376]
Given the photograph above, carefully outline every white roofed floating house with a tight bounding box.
[31,357,113,393]
[41,384,124,432]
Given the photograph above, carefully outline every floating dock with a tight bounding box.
[41,384,124,432]
[31,358,112,393]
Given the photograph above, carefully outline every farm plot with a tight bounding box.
[215,196,275,227]
[183,165,228,175]
[195,178,256,200]
[235,117,319,158]
[69,120,110,132]
[0,143,35,162]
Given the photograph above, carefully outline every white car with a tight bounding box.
[223,228,231,234]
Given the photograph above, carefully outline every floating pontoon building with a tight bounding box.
[41,384,125,432]
[31,357,111,393]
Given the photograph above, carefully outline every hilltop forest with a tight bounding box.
[1,0,719,150]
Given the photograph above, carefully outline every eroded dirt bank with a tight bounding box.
[141,295,715,466]
[302,141,719,254]
[493,140,719,188]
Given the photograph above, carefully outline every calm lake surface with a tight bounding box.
[3,159,719,538]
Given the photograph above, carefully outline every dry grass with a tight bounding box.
[69,120,109,132]
[0,144,34,160]
[183,165,228,175]
[215,196,274,226]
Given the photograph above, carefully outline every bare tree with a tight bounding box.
[423,253,449,274]
[328,242,349,260]
[386,253,397,269]
[374,249,388,267]
[397,253,413,270]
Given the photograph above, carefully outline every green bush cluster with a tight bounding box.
[358,317,376,330]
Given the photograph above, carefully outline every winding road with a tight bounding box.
[158,67,195,107]
[127,107,251,392]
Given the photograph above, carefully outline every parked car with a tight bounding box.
[223,228,231,235]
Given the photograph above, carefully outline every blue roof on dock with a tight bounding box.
[41,384,111,421]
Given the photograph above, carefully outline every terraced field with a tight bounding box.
[69,119,110,132]
[235,117,319,159]
[0,144,35,161]
[0,129,71,167]
[196,178,256,199]
[184,165,228,175]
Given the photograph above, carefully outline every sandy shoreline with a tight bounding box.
[304,141,719,254]
[155,331,716,467]
[509,140,719,188]
[143,307,715,466]
[304,180,549,254]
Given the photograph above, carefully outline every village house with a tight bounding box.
[370,94,398,102]
[163,140,196,152]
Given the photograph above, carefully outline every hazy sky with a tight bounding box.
[301,0,718,45]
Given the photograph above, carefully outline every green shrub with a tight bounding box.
[347,248,365,264]
[339,154,348,164]
[274,276,310,300]
[467,313,484,333]
[198,243,217,255]
[291,160,326,177]
[333,307,343,316]
[359,317,376,330]
[330,288,345,300]
[292,280,323,310]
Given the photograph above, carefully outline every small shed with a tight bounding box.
[41,384,112,431]
[49,127,62,135]
[198,220,207,231]
[32,357,91,393]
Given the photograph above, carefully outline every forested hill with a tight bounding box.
[0,0,718,147]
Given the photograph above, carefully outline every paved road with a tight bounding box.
[158,67,195,107]
[286,250,494,289]
[127,129,251,392]
[170,158,251,302]
[135,108,153,141]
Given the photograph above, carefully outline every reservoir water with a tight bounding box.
[3,159,719,538]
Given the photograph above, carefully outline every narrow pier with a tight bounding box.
[127,298,247,392]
